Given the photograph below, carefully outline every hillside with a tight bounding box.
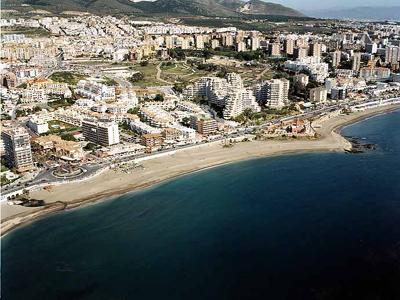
[239,0,304,17]
[4,0,305,17]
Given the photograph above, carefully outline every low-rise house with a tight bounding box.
[33,135,84,160]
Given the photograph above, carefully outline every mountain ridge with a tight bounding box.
[4,0,305,17]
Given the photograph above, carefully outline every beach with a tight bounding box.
[1,104,399,236]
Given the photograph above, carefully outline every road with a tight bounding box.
[156,63,174,85]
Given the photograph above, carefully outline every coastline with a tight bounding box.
[1,104,399,237]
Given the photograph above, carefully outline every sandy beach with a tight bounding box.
[1,104,399,236]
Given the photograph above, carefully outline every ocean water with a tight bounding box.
[1,110,400,300]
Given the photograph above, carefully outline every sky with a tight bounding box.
[271,0,400,10]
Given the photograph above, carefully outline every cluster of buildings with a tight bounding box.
[1,14,400,180]
[183,73,261,118]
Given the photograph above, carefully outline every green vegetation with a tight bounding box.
[48,96,75,109]
[128,72,145,83]
[49,72,86,85]
[16,106,41,118]
[127,107,140,114]
[173,48,265,62]
[61,133,77,141]
[154,94,164,101]
[1,114,12,120]
[119,121,137,135]
[17,82,27,89]
[173,82,186,93]
[102,77,118,86]
[1,164,9,173]
[1,26,51,37]
[48,120,79,135]
[1,176,11,186]
[197,63,218,71]
[84,142,98,152]
[234,106,298,124]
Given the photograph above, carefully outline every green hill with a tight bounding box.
[4,0,305,17]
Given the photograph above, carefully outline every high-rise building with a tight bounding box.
[325,78,337,94]
[265,79,289,108]
[352,52,362,73]
[195,35,204,49]
[179,37,190,50]
[82,119,120,146]
[293,74,309,87]
[251,36,260,51]
[222,33,234,47]
[385,46,400,65]
[365,43,377,54]
[211,39,220,49]
[284,39,294,55]
[269,42,281,57]
[330,87,347,100]
[331,50,342,68]
[164,35,174,49]
[309,87,328,103]
[1,127,34,172]
[310,42,322,58]
[236,41,247,52]
[295,38,308,48]
[294,47,308,59]
[235,31,245,43]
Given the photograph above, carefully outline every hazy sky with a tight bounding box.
[271,0,400,10]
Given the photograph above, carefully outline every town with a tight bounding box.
[1,14,400,203]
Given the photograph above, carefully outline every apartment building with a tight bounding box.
[75,80,116,101]
[1,127,34,172]
[190,115,217,136]
[309,87,328,103]
[82,119,120,146]
[139,106,175,128]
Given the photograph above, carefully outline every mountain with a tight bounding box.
[5,0,305,17]
[133,0,238,16]
[306,6,400,21]
[238,0,304,17]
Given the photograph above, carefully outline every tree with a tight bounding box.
[84,142,97,151]
[168,49,186,60]
[182,117,191,127]
[173,82,185,93]
[128,107,140,114]
[216,68,227,78]
[61,133,77,142]
[154,94,164,101]
[129,72,144,83]
[203,49,212,60]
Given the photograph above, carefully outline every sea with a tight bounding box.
[1,109,400,300]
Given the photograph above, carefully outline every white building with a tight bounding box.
[21,88,48,103]
[82,119,120,146]
[27,117,49,134]
[1,127,34,172]
[75,80,116,101]
[284,58,329,83]
[309,87,328,103]
[257,79,290,109]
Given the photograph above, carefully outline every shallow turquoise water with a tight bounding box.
[1,110,400,299]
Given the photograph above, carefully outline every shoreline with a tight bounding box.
[1,105,399,237]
